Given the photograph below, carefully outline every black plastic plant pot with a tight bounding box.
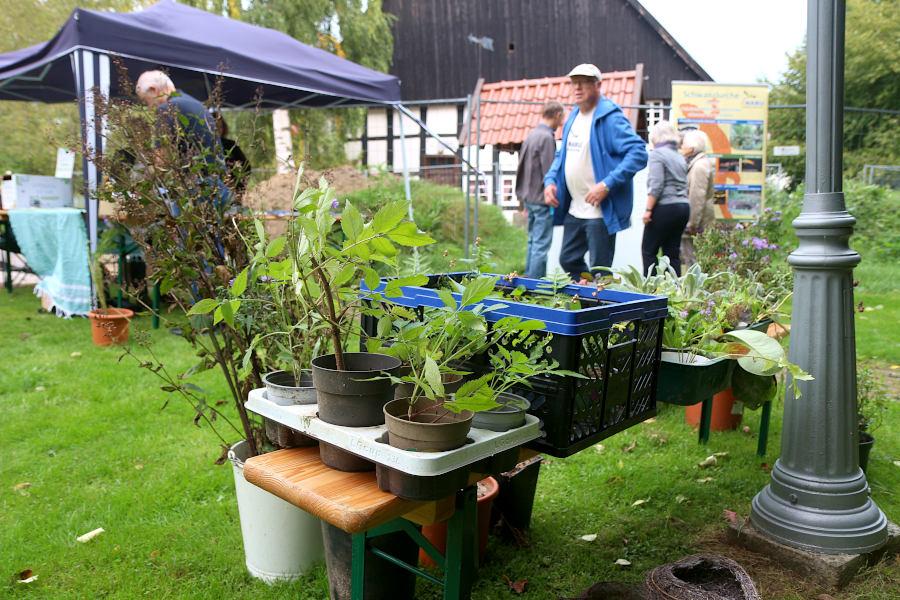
[262,370,316,406]
[472,392,530,432]
[859,432,874,474]
[312,352,402,427]
[393,373,463,401]
[656,351,734,407]
[383,398,473,452]
[321,521,418,600]
[319,441,374,472]
[375,463,470,501]
[264,417,318,449]
[495,454,543,534]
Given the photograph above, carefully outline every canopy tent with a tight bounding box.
[0,0,410,255]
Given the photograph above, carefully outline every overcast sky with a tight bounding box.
[638,0,808,84]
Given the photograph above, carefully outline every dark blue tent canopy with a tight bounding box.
[0,0,401,108]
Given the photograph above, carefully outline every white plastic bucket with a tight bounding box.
[229,440,324,583]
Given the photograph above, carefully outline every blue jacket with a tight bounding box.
[543,98,648,232]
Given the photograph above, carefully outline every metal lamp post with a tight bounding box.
[749,0,888,553]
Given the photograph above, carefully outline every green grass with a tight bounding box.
[2,284,898,599]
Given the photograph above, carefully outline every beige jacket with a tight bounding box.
[686,152,716,233]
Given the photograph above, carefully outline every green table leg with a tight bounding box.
[151,282,160,329]
[350,530,367,600]
[444,486,477,600]
[3,221,12,294]
[117,241,125,309]
[757,400,772,457]
[698,396,712,444]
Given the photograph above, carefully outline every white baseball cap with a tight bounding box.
[567,63,602,80]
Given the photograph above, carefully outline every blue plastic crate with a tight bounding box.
[361,272,667,457]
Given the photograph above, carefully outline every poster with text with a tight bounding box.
[670,82,769,219]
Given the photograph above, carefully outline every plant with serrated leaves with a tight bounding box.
[369,274,579,418]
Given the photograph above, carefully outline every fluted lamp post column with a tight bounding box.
[749,0,887,553]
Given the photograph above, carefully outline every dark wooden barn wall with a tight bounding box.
[384,0,709,101]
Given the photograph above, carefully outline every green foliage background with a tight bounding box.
[0,0,394,176]
[767,0,900,183]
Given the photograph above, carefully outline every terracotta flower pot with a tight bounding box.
[419,476,500,568]
[88,307,134,346]
[685,388,742,431]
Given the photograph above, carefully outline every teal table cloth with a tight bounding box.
[7,208,92,317]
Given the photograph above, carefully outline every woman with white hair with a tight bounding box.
[641,120,690,275]
[679,129,716,267]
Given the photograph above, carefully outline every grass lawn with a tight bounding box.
[2,279,898,599]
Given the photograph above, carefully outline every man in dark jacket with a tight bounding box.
[544,64,648,280]
[135,70,231,209]
[516,101,565,278]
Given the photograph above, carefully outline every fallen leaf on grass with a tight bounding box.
[893,460,900,468]
[580,534,598,542]
[502,575,527,594]
[134,463,144,470]
[675,495,688,504]
[76,527,105,543]
[13,482,31,492]
[16,569,37,584]
[594,444,605,454]
[35,386,45,392]
[890,365,899,371]
[19,332,32,341]
[723,509,739,525]
[631,498,649,507]
[760,463,772,472]
[696,477,715,484]
[149,550,160,560]
[621,440,637,453]
[713,452,729,458]
[642,418,657,424]
[742,426,752,434]
[70,352,82,358]
[614,558,632,567]
[606,475,623,485]
[698,455,717,468]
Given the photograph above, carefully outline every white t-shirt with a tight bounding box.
[564,111,601,219]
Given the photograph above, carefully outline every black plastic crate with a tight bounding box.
[360,273,666,457]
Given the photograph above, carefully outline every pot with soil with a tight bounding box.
[383,397,473,452]
[311,352,402,427]
[471,392,530,432]
[419,476,500,568]
[394,373,463,401]
[859,432,875,473]
[88,307,134,346]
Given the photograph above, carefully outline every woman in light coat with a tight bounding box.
[641,121,690,275]
[679,129,716,267]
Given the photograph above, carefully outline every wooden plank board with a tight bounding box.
[243,447,429,534]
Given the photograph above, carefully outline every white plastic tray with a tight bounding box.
[245,387,541,477]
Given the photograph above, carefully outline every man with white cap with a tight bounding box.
[544,64,647,280]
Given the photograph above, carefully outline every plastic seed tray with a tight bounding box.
[245,387,541,477]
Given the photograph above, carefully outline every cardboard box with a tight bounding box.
[1,174,73,209]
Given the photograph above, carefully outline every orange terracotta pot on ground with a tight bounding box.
[88,307,134,346]
[419,476,500,568]
[685,388,742,431]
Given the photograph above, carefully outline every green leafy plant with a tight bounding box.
[857,363,889,436]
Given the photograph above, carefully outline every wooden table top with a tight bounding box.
[242,446,456,534]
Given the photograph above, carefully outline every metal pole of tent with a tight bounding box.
[474,90,481,248]
[464,94,472,258]
[395,106,418,261]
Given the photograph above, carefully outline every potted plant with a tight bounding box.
[374,274,581,449]
[857,363,887,473]
[87,227,134,346]
[93,80,323,583]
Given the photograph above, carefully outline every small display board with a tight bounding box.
[55,148,76,179]
[670,82,770,219]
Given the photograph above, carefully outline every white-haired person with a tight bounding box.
[679,129,716,267]
[641,120,689,275]
[135,70,231,209]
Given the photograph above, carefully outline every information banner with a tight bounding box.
[670,82,769,219]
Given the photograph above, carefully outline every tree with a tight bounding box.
[767,0,899,184]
